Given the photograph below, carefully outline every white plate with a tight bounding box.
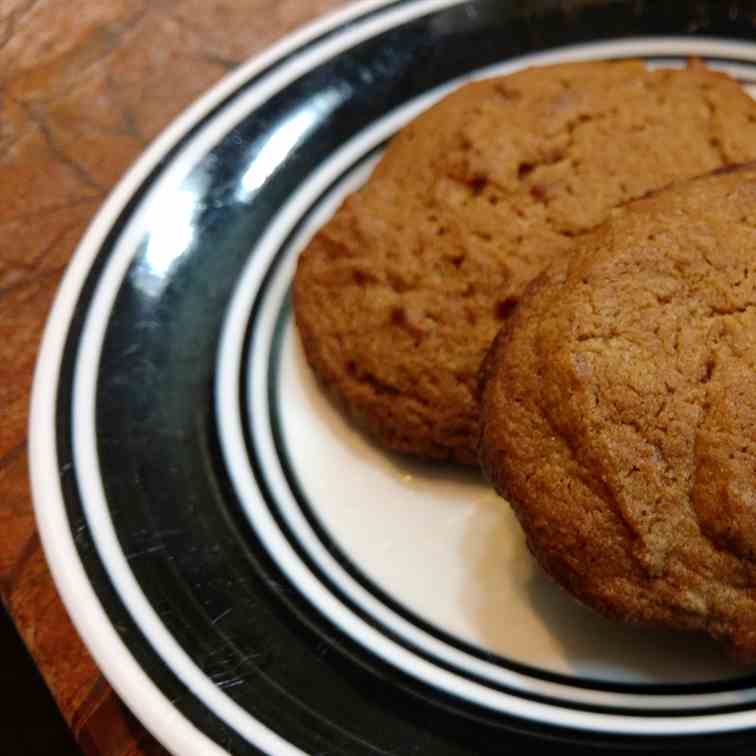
[30,1,756,753]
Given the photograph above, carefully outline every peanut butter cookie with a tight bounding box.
[294,60,756,464]
[480,164,756,660]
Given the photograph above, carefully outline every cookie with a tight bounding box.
[294,60,756,464]
[480,163,756,660]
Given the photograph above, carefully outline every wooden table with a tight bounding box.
[1,1,348,753]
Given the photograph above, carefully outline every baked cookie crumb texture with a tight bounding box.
[480,165,756,661]
[294,59,756,464]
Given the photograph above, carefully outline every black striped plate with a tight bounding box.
[29,1,756,753]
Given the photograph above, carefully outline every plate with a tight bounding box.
[29,1,756,753]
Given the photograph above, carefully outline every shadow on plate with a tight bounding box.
[459,493,754,684]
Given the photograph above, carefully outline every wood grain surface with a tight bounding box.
[0,1,348,753]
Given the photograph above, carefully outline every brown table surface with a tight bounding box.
[1,1,348,753]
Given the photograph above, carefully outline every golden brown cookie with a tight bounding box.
[294,60,756,464]
[480,163,756,661]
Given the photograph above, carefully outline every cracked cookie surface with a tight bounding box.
[480,163,756,660]
[294,60,756,464]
